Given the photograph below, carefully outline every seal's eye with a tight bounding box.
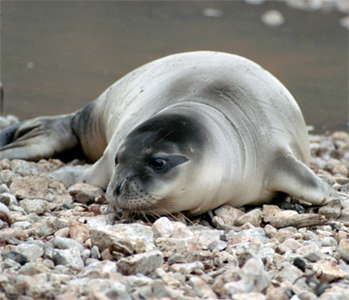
[115,155,119,165]
[148,155,188,173]
[149,157,167,171]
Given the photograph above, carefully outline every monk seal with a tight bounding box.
[0,51,338,215]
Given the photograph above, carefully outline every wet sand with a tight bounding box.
[1,0,348,132]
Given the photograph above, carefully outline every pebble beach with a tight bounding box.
[0,114,348,300]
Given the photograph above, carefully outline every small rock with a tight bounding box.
[152,217,174,238]
[0,184,9,193]
[335,176,349,185]
[170,262,204,274]
[51,237,85,253]
[193,227,223,249]
[293,257,307,272]
[337,239,349,263]
[55,286,79,300]
[10,175,71,204]
[297,243,322,262]
[263,205,326,228]
[232,292,266,300]
[318,200,342,219]
[298,291,317,300]
[263,205,297,221]
[0,115,18,129]
[0,227,28,244]
[226,227,269,244]
[0,193,17,206]
[264,224,277,237]
[0,169,15,185]
[277,262,303,283]
[214,205,244,226]
[81,249,91,260]
[325,159,348,176]
[69,221,90,244]
[236,208,262,227]
[30,216,69,237]
[0,159,11,170]
[261,10,284,27]
[266,284,290,300]
[86,279,131,300]
[85,260,117,274]
[313,260,346,282]
[156,237,192,253]
[0,202,11,223]
[321,237,337,247]
[224,257,269,295]
[19,261,51,275]
[202,8,223,17]
[244,0,265,4]
[125,273,154,288]
[278,238,302,253]
[171,222,194,239]
[20,199,49,215]
[68,183,104,204]
[208,240,227,251]
[53,248,84,270]
[116,250,164,275]
[10,159,41,176]
[90,223,154,256]
[2,251,28,265]
[319,285,349,300]
[91,246,101,259]
[54,227,70,238]
[12,221,32,230]
[189,276,217,298]
[15,242,45,262]
[339,207,349,222]
[340,16,349,30]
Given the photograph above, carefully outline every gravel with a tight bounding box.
[0,117,348,299]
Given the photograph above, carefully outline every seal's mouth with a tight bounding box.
[116,195,160,212]
[106,178,162,213]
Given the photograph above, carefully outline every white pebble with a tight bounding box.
[261,10,285,27]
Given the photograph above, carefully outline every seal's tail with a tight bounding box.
[0,115,80,161]
[0,122,23,147]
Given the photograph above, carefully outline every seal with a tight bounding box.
[0,51,337,215]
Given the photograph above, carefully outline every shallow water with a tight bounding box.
[1,0,348,132]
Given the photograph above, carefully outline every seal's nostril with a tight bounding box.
[116,179,126,196]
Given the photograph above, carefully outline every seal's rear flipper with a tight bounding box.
[0,122,23,147]
[269,151,335,206]
[0,114,80,161]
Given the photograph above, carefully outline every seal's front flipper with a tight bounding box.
[269,151,335,206]
[49,164,91,187]
[49,155,110,188]
[0,114,79,161]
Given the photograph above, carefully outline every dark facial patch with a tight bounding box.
[113,113,206,206]
[126,113,206,155]
[117,113,207,173]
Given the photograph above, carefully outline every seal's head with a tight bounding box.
[106,112,207,214]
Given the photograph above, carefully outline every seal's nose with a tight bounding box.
[115,179,127,196]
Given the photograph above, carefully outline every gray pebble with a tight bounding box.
[51,236,85,253]
[14,241,44,262]
[20,199,49,215]
[53,248,84,270]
